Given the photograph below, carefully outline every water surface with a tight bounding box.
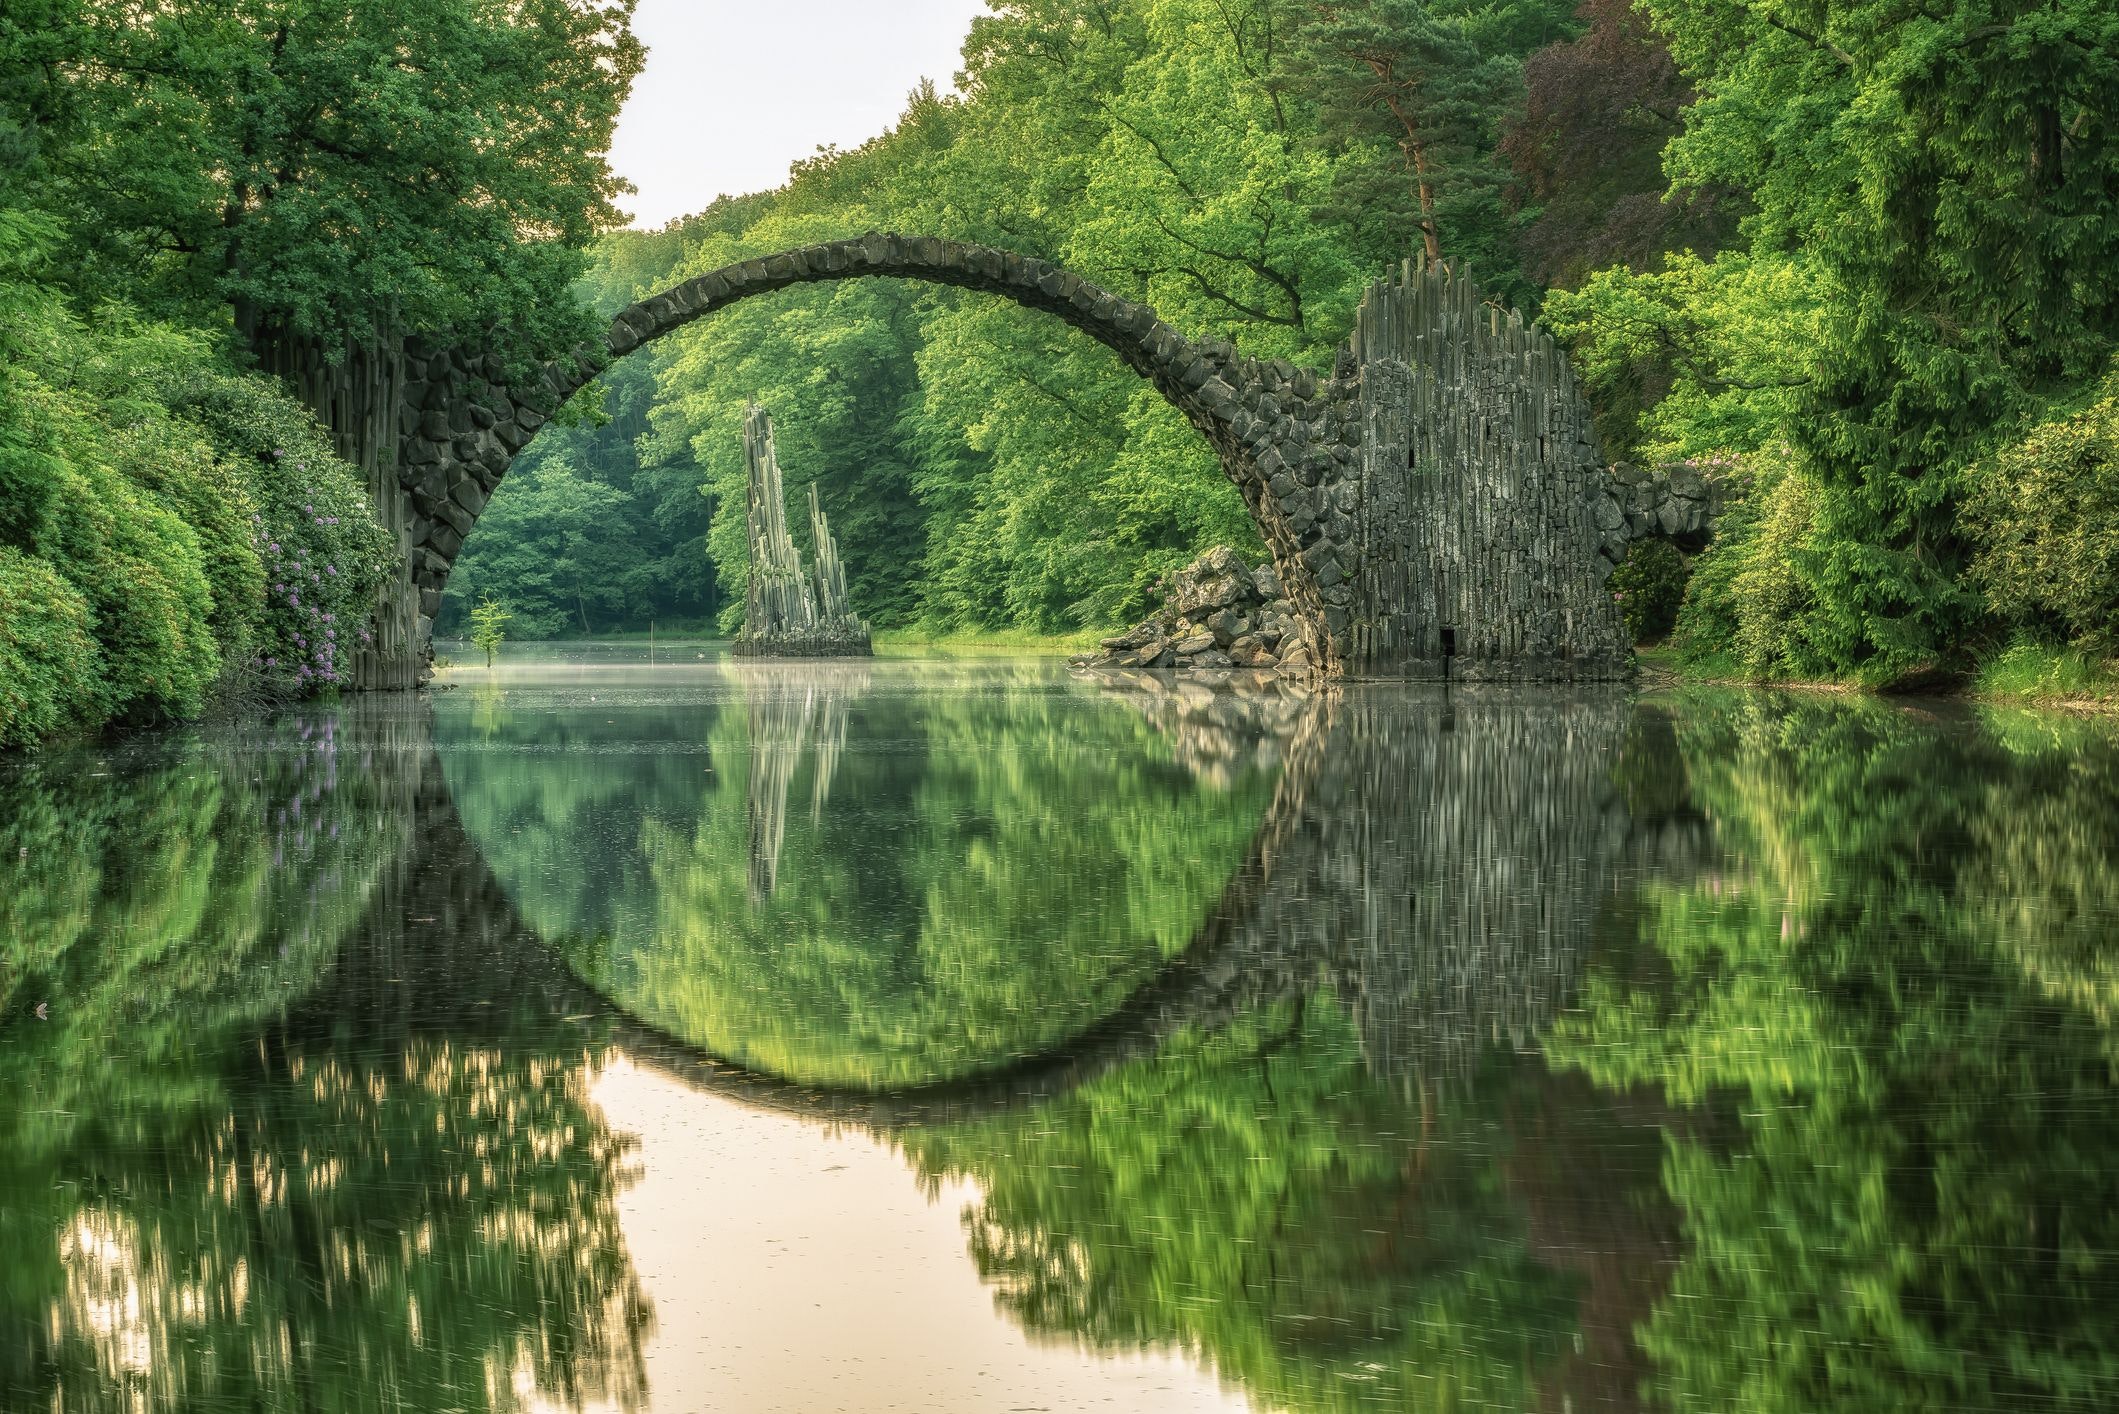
[4,652,2117,1412]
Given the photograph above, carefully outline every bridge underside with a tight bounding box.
[339,237,1666,688]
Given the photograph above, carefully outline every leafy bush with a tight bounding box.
[0,547,99,747]
[1672,461,1832,679]
[159,370,396,693]
[1609,539,1689,643]
[2,338,224,726]
[2,214,392,745]
[1964,382,2119,656]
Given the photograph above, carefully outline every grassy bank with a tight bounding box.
[872,627,1102,657]
[1637,642,2119,711]
[1970,643,2119,710]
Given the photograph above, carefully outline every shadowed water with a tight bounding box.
[3,652,2117,1412]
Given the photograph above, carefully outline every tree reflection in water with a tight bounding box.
[1546,695,2119,1413]
[4,669,2117,1413]
[0,701,652,1414]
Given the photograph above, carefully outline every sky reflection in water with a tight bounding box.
[3,652,2117,1412]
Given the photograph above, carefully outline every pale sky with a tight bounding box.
[608,0,991,229]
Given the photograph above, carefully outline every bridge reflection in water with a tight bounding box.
[6,665,2115,1414]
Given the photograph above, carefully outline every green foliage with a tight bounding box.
[446,453,632,638]
[898,999,1615,1412]
[0,211,394,740]
[10,0,642,366]
[0,547,98,747]
[0,713,653,1413]
[469,596,511,667]
[513,673,1278,1088]
[1670,464,1851,680]
[0,230,225,731]
[156,367,396,691]
[1276,0,1578,309]
[1615,0,2119,677]
[1964,377,2119,655]
[1544,252,1824,460]
[441,229,717,638]
[1972,639,2119,703]
[1609,538,1689,643]
[1546,693,2119,1411]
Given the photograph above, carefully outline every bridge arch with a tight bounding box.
[374,233,1358,686]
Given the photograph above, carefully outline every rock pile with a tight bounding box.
[1075,547,1310,674]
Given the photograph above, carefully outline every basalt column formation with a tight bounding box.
[1349,261,1631,681]
[731,403,872,658]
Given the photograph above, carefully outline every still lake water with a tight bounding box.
[4,648,2118,1412]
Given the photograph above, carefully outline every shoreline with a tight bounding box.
[1635,646,2119,715]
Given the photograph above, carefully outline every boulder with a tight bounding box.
[1169,546,1252,617]
[1205,607,1250,647]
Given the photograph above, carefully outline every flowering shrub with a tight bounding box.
[160,371,396,695]
[1,281,228,733]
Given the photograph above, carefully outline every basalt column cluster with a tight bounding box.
[732,404,872,658]
[1350,261,1631,681]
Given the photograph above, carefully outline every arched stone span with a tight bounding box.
[374,232,1362,687]
[371,244,1642,688]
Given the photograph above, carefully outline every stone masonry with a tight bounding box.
[367,234,1683,687]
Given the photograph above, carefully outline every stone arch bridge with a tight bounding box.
[353,234,1677,688]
